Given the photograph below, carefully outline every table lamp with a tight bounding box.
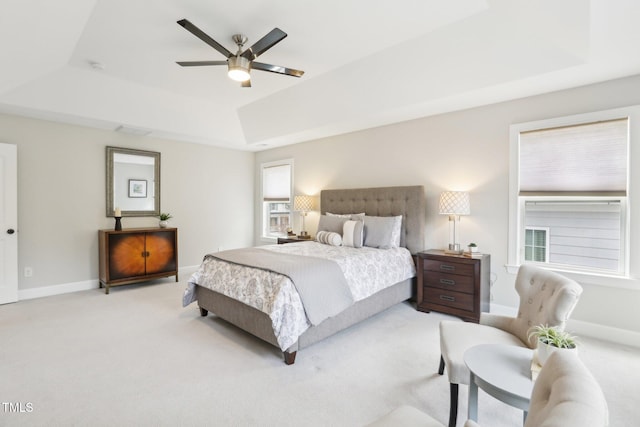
[293,195,314,239]
[439,191,470,254]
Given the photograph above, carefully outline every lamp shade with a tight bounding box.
[439,191,470,215]
[293,195,314,213]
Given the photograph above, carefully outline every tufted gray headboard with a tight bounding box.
[320,185,426,254]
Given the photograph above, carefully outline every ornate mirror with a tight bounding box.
[106,146,160,217]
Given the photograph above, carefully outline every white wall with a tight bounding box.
[0,113,255,294]
[255,74,640,336]
[4,74,640,340]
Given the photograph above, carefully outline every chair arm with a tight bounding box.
[479,313,513,331]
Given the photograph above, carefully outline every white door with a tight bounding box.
[0,143,18,304]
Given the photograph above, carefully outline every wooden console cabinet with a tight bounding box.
[416,249,490,323]
[99,228,178,294]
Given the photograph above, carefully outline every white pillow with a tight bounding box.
[327,212,365,218]
[327,212,366,223]
[316,231,342,246]
[343,220,364,248]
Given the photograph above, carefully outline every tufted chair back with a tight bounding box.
[508,265,583,348]
[525,351,609,426]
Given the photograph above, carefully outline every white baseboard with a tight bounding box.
[567,318,640,349]
[18,279,99,300]
[491,303,640,349]
[18,265,200,301]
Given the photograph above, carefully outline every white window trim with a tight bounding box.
[508,106,640,289]
[260,159,294,243]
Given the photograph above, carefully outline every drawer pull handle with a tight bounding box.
[440,295,455,302]
[440,264,455,272]
[440,279,456,286]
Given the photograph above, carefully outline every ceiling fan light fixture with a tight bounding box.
[228,56,251,82]
[176,20,303,87]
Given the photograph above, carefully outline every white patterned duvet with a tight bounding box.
[185,241,416,351]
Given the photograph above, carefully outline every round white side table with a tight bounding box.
[464,343,534,425]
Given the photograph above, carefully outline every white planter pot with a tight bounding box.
[536,341,578,365]
[159,220,169,228]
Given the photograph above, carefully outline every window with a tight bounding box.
[509,109,631,277]
[261,160,293,239]
[524,227,548,262]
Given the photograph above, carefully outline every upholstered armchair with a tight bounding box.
[439,265,583,427]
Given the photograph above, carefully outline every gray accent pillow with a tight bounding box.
[317,215,349,234]
[363,215,403,249]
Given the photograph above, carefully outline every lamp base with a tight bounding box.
[444,243,462,255]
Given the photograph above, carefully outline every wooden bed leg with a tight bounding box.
[283,351,297,365]
[199,307,208,317]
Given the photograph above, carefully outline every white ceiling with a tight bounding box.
[2,0,640,151]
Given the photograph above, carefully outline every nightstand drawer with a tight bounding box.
[424,271,474,294]
[424,259,474,276]
[423,287,474,312]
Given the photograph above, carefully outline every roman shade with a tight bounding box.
[519,118,628,196]
[262,164,291,201]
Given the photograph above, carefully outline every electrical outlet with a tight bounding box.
[24,267,33,277]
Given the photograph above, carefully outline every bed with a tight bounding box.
[183,185,426,364]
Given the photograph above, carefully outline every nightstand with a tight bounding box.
[277,236,312,244]
[416,249,490,323]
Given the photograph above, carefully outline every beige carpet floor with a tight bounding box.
[0,279,638,426]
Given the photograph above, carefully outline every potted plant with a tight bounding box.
[159,213,173,228]
[528,324,578,365]
[467,242,478,253]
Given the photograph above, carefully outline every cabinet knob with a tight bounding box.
[6,228,15,234]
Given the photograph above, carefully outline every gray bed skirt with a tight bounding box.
[195,277,414,363]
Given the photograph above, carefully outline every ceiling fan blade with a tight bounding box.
[241,28,287,61]
[176,60,228,67]
[241,80,252,88]
[252,62,304,77]
[177,19,233,58]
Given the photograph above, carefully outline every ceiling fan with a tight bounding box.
[176,19,304,88]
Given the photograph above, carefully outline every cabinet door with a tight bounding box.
[145,231,176,275]
[108,233,146,280]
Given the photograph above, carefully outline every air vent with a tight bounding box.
[115,125,151,136]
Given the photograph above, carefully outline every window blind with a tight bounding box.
[262,164,291,201]
[519,118,628,196]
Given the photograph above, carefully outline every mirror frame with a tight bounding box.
[106,146,161,217]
